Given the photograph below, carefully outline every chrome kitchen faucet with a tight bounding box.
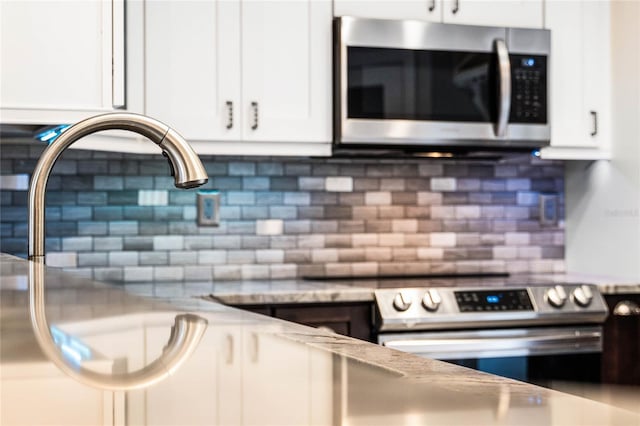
[28,112,209,261]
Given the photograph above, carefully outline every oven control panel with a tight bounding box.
[454,290,533,312]
[374,285,609,332]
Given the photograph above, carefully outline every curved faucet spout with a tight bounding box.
[28,113,208,260]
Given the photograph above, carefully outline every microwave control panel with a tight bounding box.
[510,54,547,124]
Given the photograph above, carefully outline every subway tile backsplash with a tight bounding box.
[0,143,565,282]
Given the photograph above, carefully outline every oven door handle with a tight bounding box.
[381,328,602,360]
[494,38,511,138]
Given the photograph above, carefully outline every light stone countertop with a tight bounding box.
[2,252,639,425]
[119,273,640,306]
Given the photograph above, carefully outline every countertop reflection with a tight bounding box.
[1,253,638,426]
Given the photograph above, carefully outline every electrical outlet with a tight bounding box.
[197,190,220,227]
[539,193,558,226]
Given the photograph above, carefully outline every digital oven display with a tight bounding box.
[455,290,534,312]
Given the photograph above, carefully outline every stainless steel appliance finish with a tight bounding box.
[334,17,551,150]
[28,112,208,260]
[375,284,608,363]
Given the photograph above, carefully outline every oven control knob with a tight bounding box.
[392,292,412,312]
[422,289,442,312]
[546,285,568,308]
[572,285,594,307]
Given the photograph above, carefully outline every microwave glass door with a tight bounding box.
[347,46,498,123]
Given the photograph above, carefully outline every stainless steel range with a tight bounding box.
[374,283,609,385]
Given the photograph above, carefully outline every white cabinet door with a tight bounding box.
[333,0,442,21]
[541,0,611,159]
[442,0,543,28]
[145,0,241,142]
[241,0,332,143]
[0,0,123,124]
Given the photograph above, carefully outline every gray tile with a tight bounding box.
[94,206,123,221]
[482,179,507,191]
[285,249,312,263]
[241,206,269,220]
[255,192,284,205]
[269,206,298,219]
[365,220,392,233]
[184,266,213,281]
[242,177,269,190]
[339,220,365,233]
[93,236,123,251]
[78,221,108,236]
[325,206,352,219]
[170,251,198,265]
[219,206,241,220]
[59,176,93,191]
[124,206,154,221]
[212,235,242,249]
[311,220,338,233]
[184,235,214,250]
[227,250,256,264]
[226,221,255,234]
[169,221,200,235]
[325,234,351,248]
[270,177,298,191]
[154,206,184,221]
[378,206,404,219]
[284,192,310,206]
[269,235,298,249]
[140,251,169,265]
[241,236,270,249]
[77,192,108,205]
[123,236,154,250]
[418,164,444,177]
[94,176,124,190]
[154,266,184,281]
[124,266,153,282]
[299,177,325,191]
[284,220,311,234]
[169,191,196,205]
[62,236,93,251]
[312,164,339,176]
[213,265,242,280]
[94,267,124,282]
[108,190,138,205]
[109,251,139,266]
[311,193,337,205]
[51,160,77,175]
[212,177,242,190]
[297,206,324,219]
[285,163,311,176]
[227,191,255,206]
[353,178,380,191]
[78,160,109,175]
[198,250,227,264]
[45,222,77,237]
[124,176,154,190]
[139,221,168,235]
[257,162,283,176]
[229,162,256,176]
[109,221,139,235]
[46,192,76,205]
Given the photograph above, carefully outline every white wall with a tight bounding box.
[565,0,640,279]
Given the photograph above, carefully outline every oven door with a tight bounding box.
[379,326,603,384]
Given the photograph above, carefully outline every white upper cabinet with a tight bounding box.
[145,0,241,142]
[442,0,543,28]
[0,0,125,125]
[541,0,611,159]
[144,0,332,156]
[333,0,543,28]
[241,0,332,143]
[333,0,442,21]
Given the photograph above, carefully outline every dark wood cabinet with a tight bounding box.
[233,302,375,342]
[602,294,640,385]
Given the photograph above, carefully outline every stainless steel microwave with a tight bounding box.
[334,17,551,152]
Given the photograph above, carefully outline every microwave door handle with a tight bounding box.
[494,39,511,138]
